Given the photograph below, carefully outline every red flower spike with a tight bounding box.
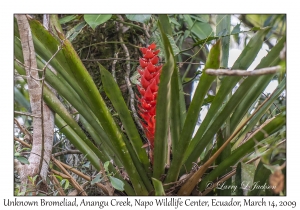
[150,100,156,106]
[149,80,158,92]
[144,86,154,101]
[139,58,148,68]
[150,56,159,65]
[147,62,156,73]
[142,100,152,110]
[144,50,155,59]
[137,85,145,96]
[140,47,148,54]
[136,42,162,164]
[148,43,156,50]
[138,69,144,77]
[141,76,150,89]
[153,49,160,55]
[143,68,153,81]
[154,73,160,84]
[149,107,156,115]
[155,65,162,71]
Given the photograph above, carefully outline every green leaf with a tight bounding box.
[130,70,140,85]
[247,160,271,195]
[84,14,112,30]
[230,37,285,134]
[235,163,243,195]
[231,24,241,34]
[152,178,166,195]
[166,34,180,55]
[54,114,101,171]
[216,15,231,68]
[104,161,110,172]
[59,15,77,24]
[183,15,213,39]
[14,87,30,111]
[152,16,176,179]
[152,32,180,57]
[54,175,62,181]
[191,15,210,23]
[183,27,271,171]
[63,179,70,190]
[251,26,261,31]
[215,15,232,195]
[66,21,86,42]
[99,65,153,192]
[91,174,102,185]
[109,176,125,191]
[198,112,285,192]
[59,31,148,195]
[15,156,29,165]
[241,162,255,189]
[100,65,150,174]
[203,94,215,106]
[165,40,221,184]
[43,86,105,167]
[158,15,185,156]
[126,15,151,23]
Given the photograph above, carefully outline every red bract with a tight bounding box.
[136,42,161,163]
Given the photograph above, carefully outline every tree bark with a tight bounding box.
[15,14,54,194]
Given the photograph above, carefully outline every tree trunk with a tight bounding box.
[15,14,54,195]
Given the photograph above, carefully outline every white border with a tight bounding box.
[2,1,299,209]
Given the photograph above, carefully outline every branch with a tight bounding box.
[14,111,41,118]
[52,158,110,195]
[15,15,43,190]
[142,23,150,39]
[52,150,81,157]
[117,15,143,131]
[205,66,281,76]
[14,136,32,148]
[99,160,114,195]
[49,172,66,196]
[15,15,56,195]
[51,157,88,196]
[111,51,118,82]
[14,118,32,142]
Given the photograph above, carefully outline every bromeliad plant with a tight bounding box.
[14,14,286,196]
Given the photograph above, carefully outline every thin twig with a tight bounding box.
[49,172,66,196]
[206,66,281,76]
[14,111,41,118]
[111,52,118,82]
[14,57,44,71]
[117,15,143,131]
[142,23,150,39]
[68,181,90,196]
[99,160,114,195]
[56,159,110,195]
[77,41,139,53]
[52,150,81,157]
[51,169,70,179]
[14,136,32,148]
[14,118,32,142]
[51,157,88,196]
